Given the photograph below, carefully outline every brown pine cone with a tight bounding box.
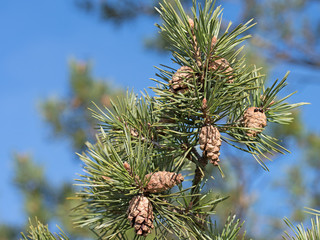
[241,107,267,137]
[144,171,184,193]
[127,195,154,236]
[187,17,202,67]
[123,161,131,174]
[130,128,139,138]
[169,66,194,93]
[123,162,140,184]
[199,125,221,165]
[211,36,217,50]
[188,17,194,29]
[209,57,233,83]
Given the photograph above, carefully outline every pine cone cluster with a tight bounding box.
[241,107,267,137]
[199,125,221,165]
[127,195,154,236]
[124,161,184,236]
[169,66,194,93]
[209,58,233,83]
[144,171,184,193]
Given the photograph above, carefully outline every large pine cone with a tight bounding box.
[169,66,194,93]
[199,125,221,165]
[127,195,154,236]
[144,171,184,193]
[209,58,233,83]
[241,107,267,137]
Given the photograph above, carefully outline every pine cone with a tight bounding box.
[169,66,194,93]
[144,171,184,193]
[188,17,194,29]
[187,17,202,67]
[123,161,131,174]
[199,125,221,165]
[209,58,233,83]
[241,107,267,137]
[130,128,139,138]
[127,195,154,236]
[211,36,217,50]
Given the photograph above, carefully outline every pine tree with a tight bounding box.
[21,0,312,239]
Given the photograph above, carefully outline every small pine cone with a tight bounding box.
[102,175,110,181]
[199,125,221,166]
[123,161,131,174]
[188,17,194,29]
[123,162,140,183]
[130,128,139,138]
[209,58,233,83]
[169,66,194,93]
[211,36,217,50]
[241,107,267,137]
[127,195,154,236]
[144,171,184,193]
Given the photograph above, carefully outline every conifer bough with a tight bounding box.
[71,0,308,238]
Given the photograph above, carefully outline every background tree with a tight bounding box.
[76,0,320,69]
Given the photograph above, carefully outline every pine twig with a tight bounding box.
[190,147,208,206]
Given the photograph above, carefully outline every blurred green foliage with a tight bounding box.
[41,61,123,151]
[76,0,320,68]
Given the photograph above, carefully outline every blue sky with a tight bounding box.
[0,0,175,227]
[0,0,320,237]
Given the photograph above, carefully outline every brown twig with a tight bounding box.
[189,98,212,205]
[190,147,208,208]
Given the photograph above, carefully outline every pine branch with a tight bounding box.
[283,216,320,240]
[20,219,69,240]
[72,0,308,238]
